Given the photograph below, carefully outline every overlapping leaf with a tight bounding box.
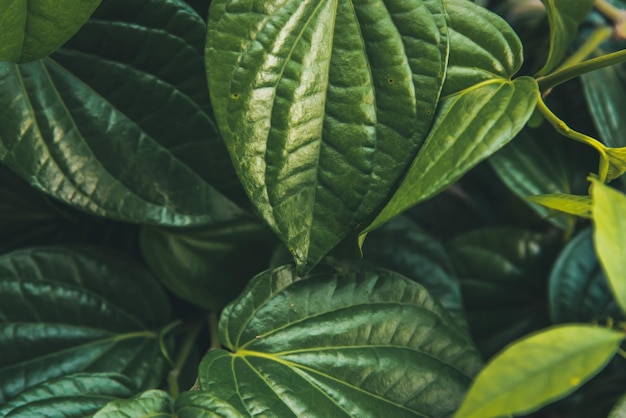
[196,264,482,417]
[93,389,175,418]
[0,0,244,226]
[206,0,450,273]
[367,0,538,231]
[0,0,101,62]
[0,246,172,404]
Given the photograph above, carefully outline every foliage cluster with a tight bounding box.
[2,0,626,417]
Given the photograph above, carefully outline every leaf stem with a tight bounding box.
[595,0,626,39]
[537,48,626,93]
[209,311,221,351]
[555,27,613,72]
[536,93,609,182]
[167,321,202,398]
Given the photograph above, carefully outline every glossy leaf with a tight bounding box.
[447,228,556,357]
[592,179,626,314]
[525,193,592,218]
[0,0,244,226]
[455,325,624,418]
[0,373,135,418]
[549,228,621,323]
[609,392,626,418]
[206,0,449,273]
[176,391,245,418]
[197,264,482,417]
[537,0,595,76]
[0,246,172,403]
[94,390,174,418]
[0,0,101,62]
[368,77,538,231]
[139,217,274,310]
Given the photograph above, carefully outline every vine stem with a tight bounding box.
[536,93,609,182]
[209,311,221,352]
[595,0,626,38]
[166,321,203,398]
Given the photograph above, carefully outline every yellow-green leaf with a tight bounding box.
[525,193,592,218]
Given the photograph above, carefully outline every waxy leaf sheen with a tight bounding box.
[197,264,482,417]
[206,0,449,273]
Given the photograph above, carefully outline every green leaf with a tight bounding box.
[0,246,172,403]
[525,193,592,218]
[0,373,135,418]
[368,77,538,231]
[206,0,449,274]
[197,264,482,417]
[609,392,626,418]
[176,391,245,418]
[455,325,624,418]
[441,0,524,96]
[139,217,275,310]
[93,390,174,418]
[591,179,626,314]
[549,228,621,323]
[606,146,626,181]
[446,228,556,358]
[0,0,101,63]
[537,0,595,76]
[0,0,244,226]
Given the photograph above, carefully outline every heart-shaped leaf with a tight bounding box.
[196,264,482,417]
[537,0,595,76]
[549,228,621,323]
[93,389,174,418]
[455,325,624,418]
[206,0,449,273]
[0,0,244,226]
[0,246,172,404]
[592,179,626,314]
[139,217,275,310]
[0,0,101,63]
[0,373,135,418]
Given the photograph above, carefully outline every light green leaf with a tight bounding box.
[537,0,595,76]
[0,246,172,403]
[591,179,626,314]
[0,0,244,226]
[368,77,538,231]
[206,0,449,274]
[606,146,626,181]
[525,193,592,218]
[0,373,135,418]
[0,0,101,62]
[94,390,174,418]
[139,217,274,310]
[197,264,482,417]
[549,228,621,323]
[455,325,625,418]
[609,392,626,418]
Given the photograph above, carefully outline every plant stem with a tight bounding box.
[167,321,202,398]
[209,311,221,351]
[537,48,626,92]
[536,93,609,182]
[595,0,626,39]
[555,27,613,72]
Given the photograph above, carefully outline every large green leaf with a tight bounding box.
[592,179,626,314]
[205,0,449,274]
[537,0,595,76]
[368,77,538,231]
[0,246,172,404]
[0,0,101,63]
[0,373,135,418]
[549,228,621,323]
[0,0,244,226]
[446,228,556,358]
[176,391,245,418]
[455,325,624,418]
[139,217,275,310]
[196,264,482,417]
[93,390,175,418]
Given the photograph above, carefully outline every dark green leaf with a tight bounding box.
[0,0,244,226]
[0,0,101,62]
[93,389,174,418]
[206,0,449,273]
[197,264,482,417]
[537,0,595,76]
[455,325,624,418]
[549,228,621,323]
[0,246,172,403]
[609,392,626,418]
[447,228,556,358]
[0,373,135,418]
[368,77,538,231]
[139,217,274,310]
[176,391,245,418]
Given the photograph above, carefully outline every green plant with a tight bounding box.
[1,0,626,417]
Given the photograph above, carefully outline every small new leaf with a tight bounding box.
[525,193,592,218]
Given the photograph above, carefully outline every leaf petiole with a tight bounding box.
[167,321,203,398]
